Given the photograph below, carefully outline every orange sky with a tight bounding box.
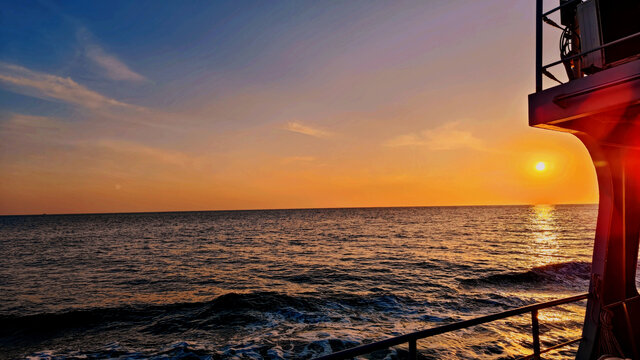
[0,1,598,215]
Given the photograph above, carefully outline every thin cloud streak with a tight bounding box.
[85,45,147,83]
[91,140,205,168]
[0,113,64,143]
[283,121,332,138]
[384,121,486,151]
[77,27,147,83]
[280,156,316,164]
[2,113,61,130]
[0,63,136,110]
[0,64,181,130]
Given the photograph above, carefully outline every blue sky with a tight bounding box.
[0,1,597,214]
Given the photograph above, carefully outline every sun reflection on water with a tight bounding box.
[529,205,561,267]
[0,206,598,359]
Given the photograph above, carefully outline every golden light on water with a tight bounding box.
[529,204,560,267]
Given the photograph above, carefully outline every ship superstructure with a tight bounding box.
[316,1,640,359]
[529,0,640,358]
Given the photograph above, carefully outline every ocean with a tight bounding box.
[0,205,615,359]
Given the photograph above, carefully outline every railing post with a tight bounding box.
[536,0,543,92]
[409,339,417,360]
[313,294,587,360]
[531,309,541,360]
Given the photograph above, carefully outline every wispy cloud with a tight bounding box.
[283,121,332,138]
[90,140,205,169]
[0,63,191,132]
[0,63,137,110]
[0,113,63,141]
[78,28,147,83]
[2,113,60,130]
[384,121,485,150]
[85,44,147,83]
[280,156,316,164]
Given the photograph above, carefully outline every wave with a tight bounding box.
[21,342,224,360]
[0,291,421,342]
[460,261,591,287]
[2,287,572,359]
[18,338,377,360]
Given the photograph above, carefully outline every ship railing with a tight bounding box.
[313,292,588,360]
[535,0,640,92]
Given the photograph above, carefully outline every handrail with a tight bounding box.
[542,31,640,71]
[535,0,640,92]
[519,337,583,360]
[314,293,588,360]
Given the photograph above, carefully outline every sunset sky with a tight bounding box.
[0,0,598,215]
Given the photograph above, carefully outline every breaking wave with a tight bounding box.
[1,206,598,359]
[461,261,591,287]
[1,291,422,340]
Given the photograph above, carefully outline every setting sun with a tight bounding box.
[4,1,633,359]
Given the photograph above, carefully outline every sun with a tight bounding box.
[535,161,547,172]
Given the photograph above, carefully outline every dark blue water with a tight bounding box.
[0,205,602,359]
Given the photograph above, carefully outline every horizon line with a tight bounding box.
[0,202,599,217]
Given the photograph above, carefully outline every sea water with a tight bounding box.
[0,205,619,359]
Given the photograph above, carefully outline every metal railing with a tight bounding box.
[314,293,588,360]
[535,0,640,92]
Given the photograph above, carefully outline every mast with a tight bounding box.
[529,1,640,358]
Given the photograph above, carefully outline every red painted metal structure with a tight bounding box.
[529,0,640,358]
[314,2,640,359]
